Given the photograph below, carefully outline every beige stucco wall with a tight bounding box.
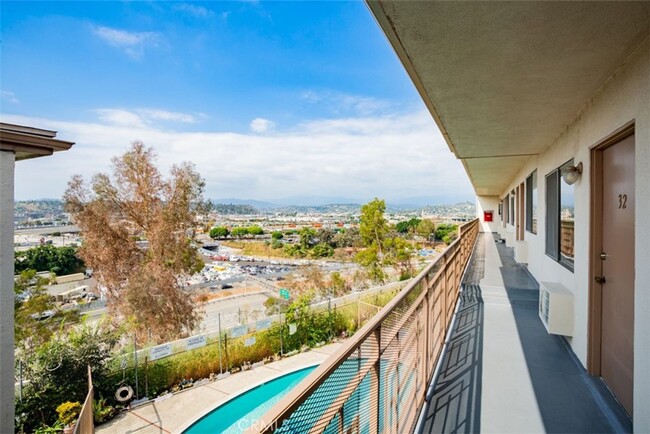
[0,151,15,433]
[494,37,649,431]
[475,195,500,232]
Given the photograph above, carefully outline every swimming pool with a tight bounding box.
[184,366,317,433]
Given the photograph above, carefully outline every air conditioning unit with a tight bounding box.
[505,230,516,247]
[539,281,574,336]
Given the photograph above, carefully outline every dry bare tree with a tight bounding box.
[64,142,209,342]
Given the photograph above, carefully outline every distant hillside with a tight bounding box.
[420,202,475,216]
[15,198,475,217]
[213,203,259,215]
[212,198,279,209]
[270,203,361,214]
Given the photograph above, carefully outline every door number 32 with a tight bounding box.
[618,194,628,209]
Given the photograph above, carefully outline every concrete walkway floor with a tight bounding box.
[96,342,342,434]
[419,233,631,434]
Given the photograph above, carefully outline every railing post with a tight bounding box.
[423,275,431,383]
[369,328,381,434]
[442,253,448,333]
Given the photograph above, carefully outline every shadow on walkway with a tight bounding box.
[419,236,486,434]
[419,233,631,434]
[494,236,632,434]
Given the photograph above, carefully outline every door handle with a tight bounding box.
[595,276,606,284]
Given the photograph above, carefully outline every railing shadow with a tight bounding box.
[419,236,486,434]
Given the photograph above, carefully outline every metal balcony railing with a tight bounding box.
[255,219,480,433]
[73,365,94,434]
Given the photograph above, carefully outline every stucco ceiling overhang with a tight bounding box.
[367,1,649,196]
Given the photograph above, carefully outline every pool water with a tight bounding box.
[185,366,316,433]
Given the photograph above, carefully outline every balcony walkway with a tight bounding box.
[419,233,631,434]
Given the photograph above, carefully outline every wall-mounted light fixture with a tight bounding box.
[562,162,582,185]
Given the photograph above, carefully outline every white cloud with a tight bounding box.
[250,118,275,133]
[92,25,160,59]
[300,90,389,115]
[2,111,474,203]
[94,109,147,128]
[139,109,201,124]
[173,3,214,18]
[1,90,19,104]
[93,108,202,127]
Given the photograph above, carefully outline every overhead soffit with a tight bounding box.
[0,123,74,161]
[464,156,532,196]
[368,1,649,195]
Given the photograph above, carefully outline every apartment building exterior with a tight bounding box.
[367,1,649,431]
[0,123,74,433]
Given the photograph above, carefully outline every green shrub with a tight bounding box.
[93,397,116,424]
[248,226,264,236]
[435,224,458,244]
[14,244,85,275]
[17,325,121,432]
[311,243,334,258]
[33,420,64,434]
[56,401,81,426]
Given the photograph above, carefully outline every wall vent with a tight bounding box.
[539,281,574,336]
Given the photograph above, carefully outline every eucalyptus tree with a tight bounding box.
[64,142,209,342]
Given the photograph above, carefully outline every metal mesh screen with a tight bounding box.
[260,220,479,434]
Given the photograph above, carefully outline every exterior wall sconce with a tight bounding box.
[562,162,583,185]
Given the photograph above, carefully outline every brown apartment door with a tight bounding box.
[598,133,635,417]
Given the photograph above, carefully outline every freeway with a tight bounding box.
[14,225,80,235]
[82,292,271,331]
[199,293,270,331]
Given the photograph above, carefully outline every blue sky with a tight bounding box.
[1,1,474,204]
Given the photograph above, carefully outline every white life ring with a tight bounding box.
[115,385,134,403]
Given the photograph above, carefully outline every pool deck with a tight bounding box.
[96,342,343,434]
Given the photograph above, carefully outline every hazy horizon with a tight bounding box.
[14,195,476,208]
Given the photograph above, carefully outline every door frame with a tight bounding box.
[587,120,635,375]
[517,182,525,240]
